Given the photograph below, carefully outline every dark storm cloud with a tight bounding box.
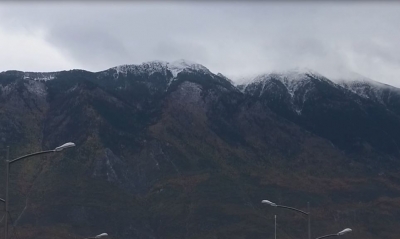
[0,2,400,87]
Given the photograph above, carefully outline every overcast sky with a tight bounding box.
[1,2,400,87]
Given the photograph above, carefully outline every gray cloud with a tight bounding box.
[47,25,130,69]
[0,2,400,87]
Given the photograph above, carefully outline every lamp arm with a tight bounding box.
[315,234,338,239]
[8,150,55,164]
[276,205,309,215]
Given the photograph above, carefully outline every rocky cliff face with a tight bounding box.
[0,61,399,239]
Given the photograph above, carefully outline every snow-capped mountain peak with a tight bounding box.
[333,72,399,104]
[333,71,393,89]
[238,68,335,95]
[110,59,211,79]
[236,68,345,115]
[237,67,327,84]
[112,60,168,78]
[166,59,211,78]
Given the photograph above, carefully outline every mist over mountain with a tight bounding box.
[1,60,400,239]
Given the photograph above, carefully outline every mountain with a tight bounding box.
[238,69,400,165]
[0,61,400,239]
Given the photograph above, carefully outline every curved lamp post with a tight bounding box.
[84,233,109,239]
[316,228,352,239]
[262,200,311,239]
[4,142,76,239]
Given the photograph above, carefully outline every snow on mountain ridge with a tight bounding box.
[167,59,211,78]
[112,61,168,78]
[334,74,400,105]
[239,68,337,96]
[333,72,395,90]
[111,59,212,79]
[5,62,399,102]
[237,68,344,115]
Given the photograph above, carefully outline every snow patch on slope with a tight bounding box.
[23,72,57,81]
[24,80,47,97]
[0,84,12,96]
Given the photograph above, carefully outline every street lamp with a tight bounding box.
[4,142,76,239]
[84,233,109,239]
[315,228,352,239]
[262,199,311,239]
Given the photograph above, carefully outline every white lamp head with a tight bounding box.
[95,233,108,238]
[337,228,352,236]
[54,142,76,152]
[261,200,277,207]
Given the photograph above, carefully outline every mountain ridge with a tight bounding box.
[3,60,399,91]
